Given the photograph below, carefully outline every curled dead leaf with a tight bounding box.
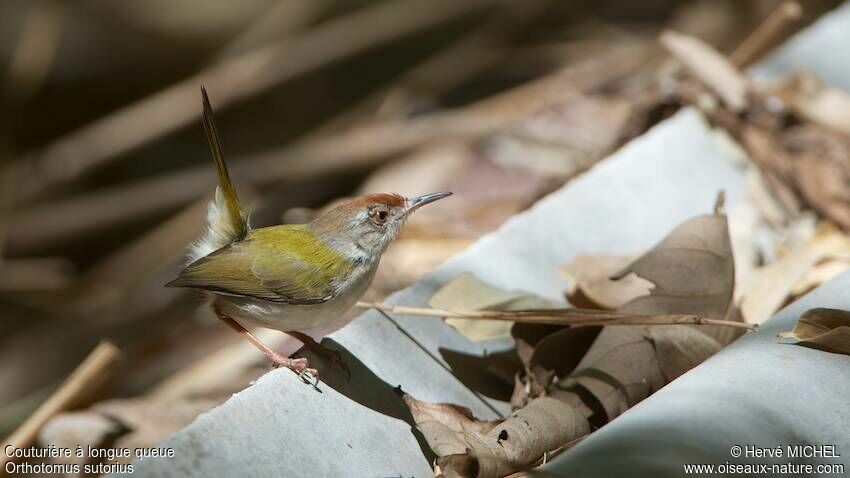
[402,394,500,457]
[779,308,850,355]
[740,221,850,325]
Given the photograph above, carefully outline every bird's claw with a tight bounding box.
[298,368,321,390]
[267,354,321,389]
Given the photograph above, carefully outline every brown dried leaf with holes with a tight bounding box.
[404,204,739,477]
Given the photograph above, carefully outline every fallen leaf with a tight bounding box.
[402,394,500,457]
[430,273,561,341]
[740,222,850,324]
[743,125,850,232]
[771,71,850,137]
[614,211,734,320]
[521,326,602,402]
[790,257,850,299]
[560,254,650,309]
[612,207,741,345]
[405,392,590,478]
[439,348,521,403]
[416,206,735,477]
[410,322,722,478]
[646,325,722,382]
[779,308,850,355]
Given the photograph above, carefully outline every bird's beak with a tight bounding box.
[406,191,452,214]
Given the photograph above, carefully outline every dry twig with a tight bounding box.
[729,1,802,68]
[356,302,756,330]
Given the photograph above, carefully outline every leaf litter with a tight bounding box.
[402,199,742,477]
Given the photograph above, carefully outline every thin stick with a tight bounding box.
[356,302,757,330]
[1,341,121,471]
[729,1,802,68]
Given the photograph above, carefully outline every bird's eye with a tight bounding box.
[371,208,389,224]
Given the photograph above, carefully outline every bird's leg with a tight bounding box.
[213,305,319,381]
[285,330,350,377]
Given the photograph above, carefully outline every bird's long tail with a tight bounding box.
[187,87,248,263]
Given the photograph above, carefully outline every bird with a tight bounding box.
[166,88,451,382]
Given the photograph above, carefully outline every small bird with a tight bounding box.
[167,88,450,381]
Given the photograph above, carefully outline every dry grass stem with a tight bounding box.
[356,302,756,330]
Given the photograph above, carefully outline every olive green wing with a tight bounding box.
[167,226,351,304]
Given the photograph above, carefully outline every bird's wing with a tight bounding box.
[168,225,352,304]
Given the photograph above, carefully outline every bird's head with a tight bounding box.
[310,192,452,260]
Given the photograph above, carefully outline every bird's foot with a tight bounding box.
[267,353,320,387]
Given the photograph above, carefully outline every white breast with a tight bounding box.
[212,260,378,333]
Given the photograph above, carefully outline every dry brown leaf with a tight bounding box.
[740,222,850,324]
[402,395,500,457]
[406,392,590,478]
[506,324,601,408]
[560,254,650,309]
[743,125,850,231]
[745,166,798,229]
[430,273,561,341]
[410,323,722,478]
[771,71,850,137]
[412,206,738,477]
[567,325,721,422]
[614,212,734,320]
[612,208,741,345]
[779,308,850,355]
[646,325,722,382]
[790,257,850,299]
